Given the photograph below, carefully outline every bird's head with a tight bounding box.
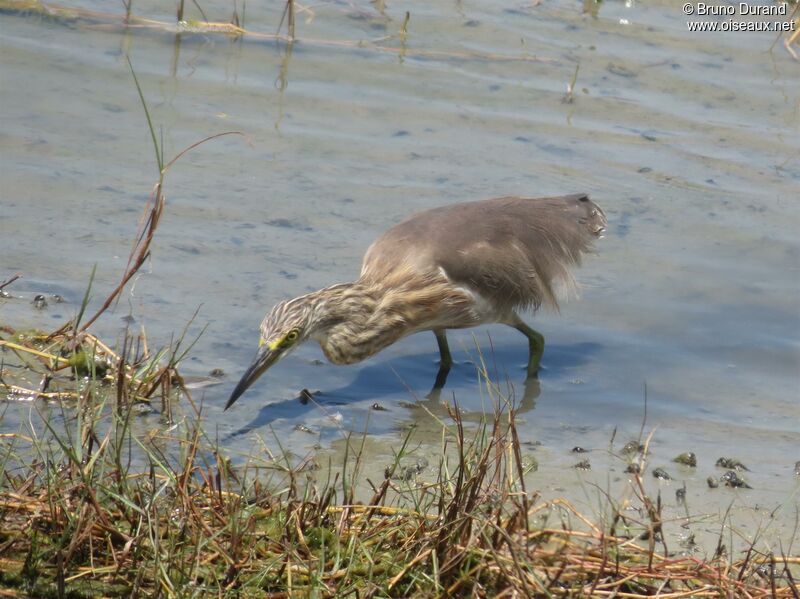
[224,297,315,410]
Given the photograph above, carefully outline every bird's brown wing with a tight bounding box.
[360,194,606,314]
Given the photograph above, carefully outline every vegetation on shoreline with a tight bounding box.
[1,374,798,597]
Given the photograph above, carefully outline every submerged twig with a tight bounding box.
[0,273,21,291]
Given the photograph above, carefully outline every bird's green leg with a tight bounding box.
[432,329,452,389]
[434,329,453,368]
[511,319,545,378]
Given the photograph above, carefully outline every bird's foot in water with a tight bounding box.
[526,358,545,379]
[433,362,453,390]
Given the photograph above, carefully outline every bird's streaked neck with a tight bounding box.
[304,273,474,365]
[299,280,405,365]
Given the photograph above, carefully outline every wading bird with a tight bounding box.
[226,194,606,410]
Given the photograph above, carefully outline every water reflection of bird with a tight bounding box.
[226,194,606,410]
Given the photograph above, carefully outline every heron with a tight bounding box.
[225,193,606,410]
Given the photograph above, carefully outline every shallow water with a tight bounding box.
[1,1,799,553]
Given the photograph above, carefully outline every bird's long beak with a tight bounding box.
[225,345,281,410]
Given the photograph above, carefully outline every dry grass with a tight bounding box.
[0,387,798,597]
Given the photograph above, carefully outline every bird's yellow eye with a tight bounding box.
[285,329,300,343]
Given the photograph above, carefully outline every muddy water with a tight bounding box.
[1,1,798,553]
